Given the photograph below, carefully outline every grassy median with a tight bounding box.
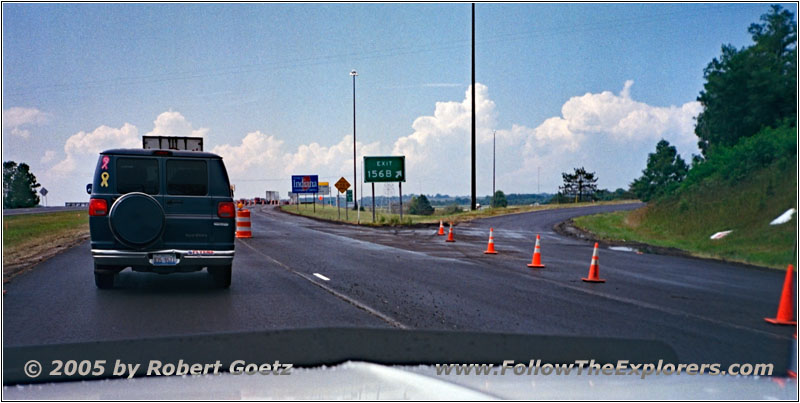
[574,165,796,269]
[3,210,90,278]
[280,199,638,226]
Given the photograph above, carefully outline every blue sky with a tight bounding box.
[2,3,795,204]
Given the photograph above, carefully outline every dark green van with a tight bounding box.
[88,149,236,289]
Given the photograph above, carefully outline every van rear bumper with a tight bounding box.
[91,249,234,270]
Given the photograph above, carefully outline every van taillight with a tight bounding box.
[89,198,108,216]
[218,202,235,218]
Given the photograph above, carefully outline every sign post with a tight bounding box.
[364,156,406,223]
[291,175,319,214]
[399,182,402,221]
[346,190,353,220]
[319,182,330,209]
[335,177,351,222]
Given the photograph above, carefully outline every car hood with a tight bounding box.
[4,361,797,400]
[3,328,795,399]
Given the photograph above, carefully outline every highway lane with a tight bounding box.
[3,203,795,373]
[3,232,388,347]
[245,204,794,370]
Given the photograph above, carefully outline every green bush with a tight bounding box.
[491,190,508,208]
[442,204,463,215]
[682,123,796,190]
[408,195,434,215]
[630,139,688,202]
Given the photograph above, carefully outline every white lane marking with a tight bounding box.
[236,239,408,329]
[313,273,330,281]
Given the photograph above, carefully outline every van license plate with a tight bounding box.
[153,253,178,266]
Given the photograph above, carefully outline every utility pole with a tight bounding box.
[492,130,496,206]
[350,70,358,213]
[470,3,476,211]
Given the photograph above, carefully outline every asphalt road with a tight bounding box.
[3,203,795,372]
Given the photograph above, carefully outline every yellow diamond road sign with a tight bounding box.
[335,177,350,193]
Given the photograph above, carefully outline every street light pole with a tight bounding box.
[470,3,476,211]
[351,70,359,213]
[492,130,496,206]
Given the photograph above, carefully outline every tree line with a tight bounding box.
[555,6,795,204]
[3,161,41,209]
[631,5,796,202]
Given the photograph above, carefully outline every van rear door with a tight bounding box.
[162,158,213,250]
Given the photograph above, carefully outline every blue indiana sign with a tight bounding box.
[291,175,319,194]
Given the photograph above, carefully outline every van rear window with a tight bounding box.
[167,159,208,196]
[116,158,159,195]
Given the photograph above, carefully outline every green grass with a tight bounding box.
[3,211,89,268]
[574,162,796,269]
[280,199,638,226]
[3,210,89,248]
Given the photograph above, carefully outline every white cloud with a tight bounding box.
[49,123,140,176]
[515,80,701,191]
[47,110,208,177]
[211,131,384,200]
[2,107,49,127]
[212,132,382,182]
[145,110,209,138]
[390,83,499,194]
[2,107,50,139]
[522,80,701,156]
[41,84,703,204]
[40,150,57,164]
[389,81,700,195]
[282,135,383,176]
[211,131,286,177]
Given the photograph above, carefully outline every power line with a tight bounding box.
[4,4,741,97]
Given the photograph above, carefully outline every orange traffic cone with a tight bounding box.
[765,264,796,325]
[582,243,605,283]
[527,234,545,268]
[445,222,455,242]
[437,220,445,236]
[484,228,498,254]
[235,209,252,239]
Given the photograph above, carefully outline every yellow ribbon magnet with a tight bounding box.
[100,172,109,187]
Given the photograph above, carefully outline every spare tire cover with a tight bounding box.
[108,192,165,248]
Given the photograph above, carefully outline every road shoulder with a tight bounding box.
[554,218,778,271]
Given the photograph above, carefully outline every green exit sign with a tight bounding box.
[364,156,405,183]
